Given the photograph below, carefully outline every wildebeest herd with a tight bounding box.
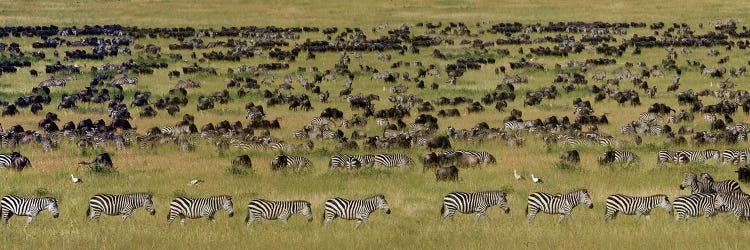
[2,19,750,226]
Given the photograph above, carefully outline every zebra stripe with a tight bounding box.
[657,150,680,163]
[698,173,742,193]
[329,155,362,169]
[351,154,376,167]
[441,191,509,222]
[373,154,414,167]
[599,150,639,164]
[0,195,59,224]
[673,193,717,221]
[714,193,750,219]
[86,193,155,222]
[0,152,21,168]
[604,194,671,220]
[271,155,312,170]
[166,196,234,225]
[638,112,663,124]
[323,195,391,228]
[526,189,593,223]
[676,149,721,164]
[245,199,313,227]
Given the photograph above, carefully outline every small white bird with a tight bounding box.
[71,175,82,183]
[188,179,204,186]
[531,174,543,184]
[514,169,523,181]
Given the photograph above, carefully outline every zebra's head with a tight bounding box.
[143,194,156,216]
[680,173,697,190]
[45,198,59,218]
[656,195,672,214]
[578,189,593,209]
[221,196,234,217]
[492,192,510,213]
[300,201,313,222]
[373,195,391,215]
[698,173,714,183]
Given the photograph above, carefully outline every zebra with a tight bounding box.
[329,154,362,169]
[680,172,713,194]
[0,152,21,168]
[271,155,312,171]
[503,120,528,131]
[698,173,742,193]
[245,199,313,227]
[676,149,721,164]
[526,189,593,223]
[440,191,510,222]
[723,148,750,164]
[322,194,391,228]
[657,150,680,163]
[86,193,156,222]
[310,117,334,127]
[713,193,750,219]
[373,154,414,167]
[638,112,663,124]
[455,150,496,165]
[166,195,234,225]
[351,154,376,167]
[598,150,639,165]
[604,194,671,220]
[0,195,59,224]
[673,193,717,221]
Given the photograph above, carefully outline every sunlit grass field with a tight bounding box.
[0,0,750,249]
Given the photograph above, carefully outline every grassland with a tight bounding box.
[0,0,749,249]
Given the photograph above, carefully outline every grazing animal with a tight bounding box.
[166,195,234,225]
[86,193,156,222]
[435,166,459,182]
[713,193,750,220]
[0,195,59,224]
[440,191,510,222]
[188,179,204,186]
[526,189,593,223]
[604,194,671,220]
[673,193,717,221]
[322,195,391,228]
[245,199,313,227]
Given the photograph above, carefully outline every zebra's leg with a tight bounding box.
[280,212,290,225]
[26,216,35,224]
[122,210,133,222]
[526,208,537,223]
[355,216,369,229]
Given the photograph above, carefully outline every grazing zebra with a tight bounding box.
[0,152,21,168]
[604,194,671,220]
[373,154,414,167]
[323,195,391,228]
[271,155,312,171]
[598,150,639,165]
[245,199,313,227]
[713,191,750,214]
[441,191,510,222]
[657,150,680,163]
[673,193,717,221]
[329,155,362,169]
[698,173,742,193]
[638,112,663,124]
[86,193,156,222]
[455,150,496,165]
[167,195,234,225]
[376,118,389,128]
[526,189,593,223]
[703,113,717,123]
[723,148,750,164]
[680,172,713,194]
[351,154,376,167]
[310,117,334,127]
[676,149,722,164]
[0,195,59,224]
[714,193,750,219]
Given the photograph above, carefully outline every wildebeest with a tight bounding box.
[435,165,459,182]
[78,153,113,169]
[232,155,252,168]
[560,150,580,163]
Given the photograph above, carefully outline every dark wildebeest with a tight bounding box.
[425,136,451,151]
[435,165,459,182]
[79,153,113,169]
[232,155,252,168]
[560,150,580,163]
[10,155,31,171]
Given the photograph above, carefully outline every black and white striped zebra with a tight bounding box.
[351,154,376,167]
[598,150,639,165]
[0,152,21,168]
[0,195,59,224]
[638,112,663,124]
[657,150,680,163]
[440,191,510,222]
[322,194,391,228]
[86,193,156,222]
[673,193,717,221]
[604,194,671,220]
[713,193,750,219]
[698,173,742,193]
[245,199,313,227]
[680,172,713,194]
[271,155,312,171]
[166,195,234,225]
[526,189,593,223]
[455,150,496,165]
[676,149,721,164]
[310,117,334,127]
[723,148,750,164]
[329,155,362,169]
[373,154,414,167]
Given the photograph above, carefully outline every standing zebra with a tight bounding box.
[245,199,313,227]
[86,193,156,222]
[526,189,593,223]
[329,155,362,169]
[698,173,742,193]
[598,150,638,165]
[713,193,750,220]
[676,149,721,164]
[679,172,713,194]
[673,193,717,221]
[454,150,496,165]
[322,194,391,228]
[657,150,680,163]
[351,154,376,167]
[373,154,414,168]
[441,191,510,222]
[0,195,59,224]
[166,195,234,225]
[271,155,312,171]
[604,194,671,220]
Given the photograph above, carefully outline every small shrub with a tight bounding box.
[34,187,52,197]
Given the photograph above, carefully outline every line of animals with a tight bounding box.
[1,171,745,227]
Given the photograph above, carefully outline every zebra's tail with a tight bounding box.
[440,204,445,216]
[85,206,90,219]
[244,213,249,223]
[320,211,326,224]
[525,206,528,215]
